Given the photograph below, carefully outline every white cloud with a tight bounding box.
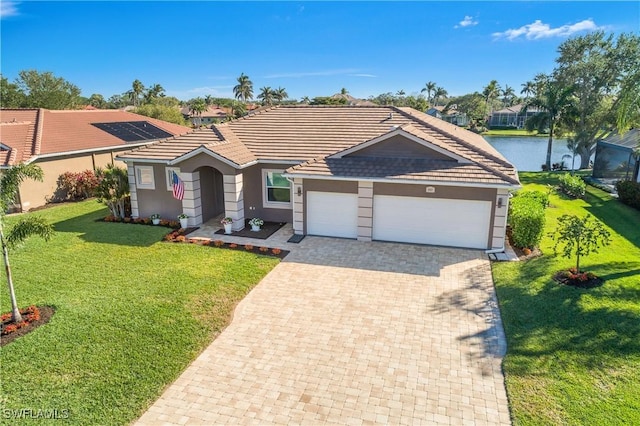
[455,15,478,29]
[493,19,601,41]
[1,1,20,19]
[349,73,377,78]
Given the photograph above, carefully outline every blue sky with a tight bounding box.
[1,1,638,101]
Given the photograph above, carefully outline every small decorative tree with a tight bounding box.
[550,214,611,273]
[1,164,54,323]
[95,165,129,219]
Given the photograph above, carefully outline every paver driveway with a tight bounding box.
[137,237,510,425]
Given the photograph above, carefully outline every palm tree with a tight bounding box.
[233,73,253,103]
[340,88,349,95]
[1,164,54,323]
[130,79,145,106]
[502,85,516,106]
[258,86,275,106]
[300,96,310,104]
[204,95,213,106]
[188,97,207,126]
[144,83,165,104]
[520,81,535,99]
[523,81,576,170]
[433,86,448,107]
[274,87,288,103]
[421,81,437,107]
[483,80,501,116]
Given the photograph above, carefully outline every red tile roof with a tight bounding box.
[0,108,191,166]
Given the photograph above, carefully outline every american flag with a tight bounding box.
[172,171,184,200]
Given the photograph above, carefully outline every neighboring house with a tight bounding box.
[488,104,541,129]
[0,108,191,211]
[119,106,520,250]
[426,106,469,127]
[592,129,640,182]
[180,105,228,125]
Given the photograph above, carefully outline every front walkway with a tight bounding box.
[136,237,511,425]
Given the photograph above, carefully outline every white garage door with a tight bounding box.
[373,195,492,249]
[307,191,358,239]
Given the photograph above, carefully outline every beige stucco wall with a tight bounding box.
[18,151,127,211]
[133,163,182,220]
[242,164,294,223]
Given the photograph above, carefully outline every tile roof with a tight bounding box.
[0,108,191,166]
[120,105,519,186]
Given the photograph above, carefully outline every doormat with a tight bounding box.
[214,221,286,240]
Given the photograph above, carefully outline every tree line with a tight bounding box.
[2,31,638,167]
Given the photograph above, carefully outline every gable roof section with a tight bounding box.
[0,108,191,167]
[330,125,471,164]
[119,105,519,186]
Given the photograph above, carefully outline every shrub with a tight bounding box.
[244,244,254,251]
[508,197,546,249]
[514,190,550,209]
[616,180,640,210]
[213,240,224,247]
[55,170,99,201]
[558,173,586,198]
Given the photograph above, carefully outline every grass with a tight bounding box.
[0,200,279,425]
[493,172,640,425]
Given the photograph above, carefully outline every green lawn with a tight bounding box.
[493,172,640,425]
[0,201,279,425]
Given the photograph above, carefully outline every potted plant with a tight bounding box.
[221,217,233,234]
[249,217,264,232]
[178,213,189,229]
[150,213,161,225]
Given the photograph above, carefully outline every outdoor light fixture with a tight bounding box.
[497,197,504,208]
[297,186,302,196]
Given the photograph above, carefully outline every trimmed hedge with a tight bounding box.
[616,180,640,210]
[514,190,550,209]
[558,173,586,198]
[508,196,546,249]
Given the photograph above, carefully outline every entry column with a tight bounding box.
[223,173,245,231]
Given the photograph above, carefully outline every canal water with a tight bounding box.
[484,136,579,172]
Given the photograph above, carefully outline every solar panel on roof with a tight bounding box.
[92,121,173,142]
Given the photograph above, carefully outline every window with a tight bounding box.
[165,167,181,191]
[135,166,155,190]
[263,170,291,208]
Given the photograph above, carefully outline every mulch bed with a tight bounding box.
[164,229,289,259]
[214,220,285,240]
[1,306,55,347]
[552,271,604,289]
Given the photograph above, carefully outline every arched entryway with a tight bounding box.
[195,166,225,222]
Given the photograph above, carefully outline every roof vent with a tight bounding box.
[388,112,393,120]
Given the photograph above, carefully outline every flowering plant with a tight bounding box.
[150,213,161,220]
[178,213,188,219]
[249,217,264,227]
[221,217,233,225]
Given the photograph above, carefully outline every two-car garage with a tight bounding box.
[305,190,493,250]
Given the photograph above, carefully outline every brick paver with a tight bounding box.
[136,237,510,425]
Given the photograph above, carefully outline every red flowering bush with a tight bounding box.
[259,246,269,252]
[271,248,282,255]
[213,240,224,247]
[175,235,186,242]
[245,244,254,251]
[229,243,238,249]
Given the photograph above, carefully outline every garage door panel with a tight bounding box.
[307,192,358,239]
[373,195,491,249]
